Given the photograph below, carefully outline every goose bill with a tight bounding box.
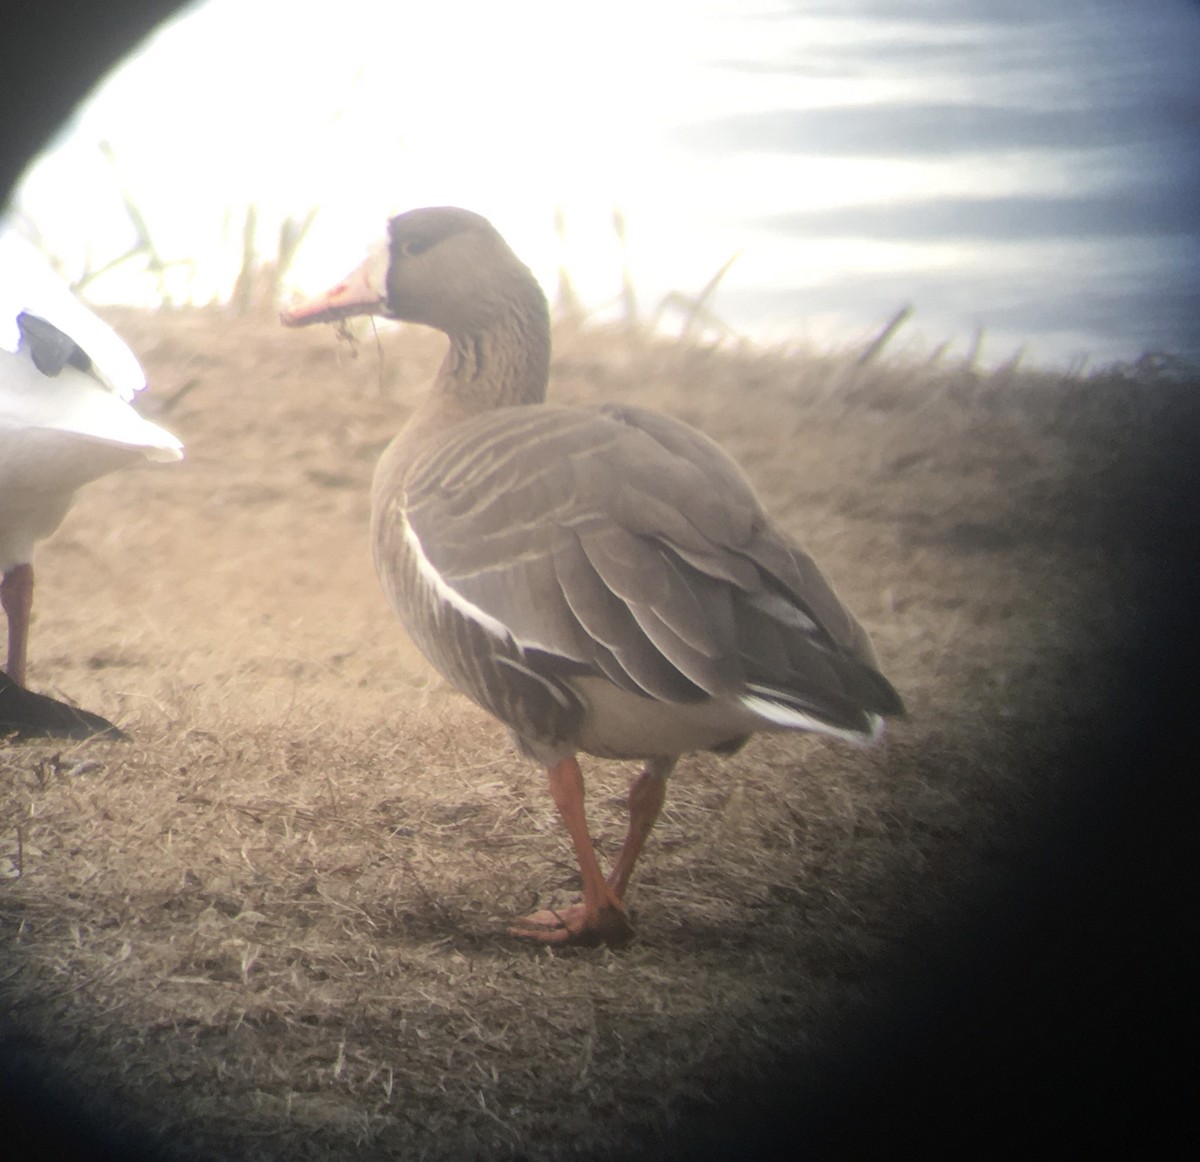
[280,243,389,327]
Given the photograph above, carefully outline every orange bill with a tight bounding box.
[280,243,389,327]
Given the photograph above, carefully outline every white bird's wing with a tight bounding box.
[0,228,147,400]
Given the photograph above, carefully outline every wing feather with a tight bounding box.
[373,400,903,733]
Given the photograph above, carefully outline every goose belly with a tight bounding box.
[568,676,757,760]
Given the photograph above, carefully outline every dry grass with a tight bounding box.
[1,306,1195,1158]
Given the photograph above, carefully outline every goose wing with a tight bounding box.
[373,402,901,736]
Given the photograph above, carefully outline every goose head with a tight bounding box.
[282,206,551,413]
[282,207,547,336]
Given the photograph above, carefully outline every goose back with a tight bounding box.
[371,395,901,763]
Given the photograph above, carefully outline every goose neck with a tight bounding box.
[433,287,551,416]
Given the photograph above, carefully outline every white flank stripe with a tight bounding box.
[740,694,884,745]
[495,657,575,710]
[402,514,512,642]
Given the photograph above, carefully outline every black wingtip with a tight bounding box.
[16,311,91,378]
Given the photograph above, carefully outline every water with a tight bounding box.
[8,0,1199,371]
[694,0,1200,367]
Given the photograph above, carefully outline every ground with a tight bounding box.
[1,307,1195,1159]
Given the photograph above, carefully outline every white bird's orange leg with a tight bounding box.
[509,755,636,948]
[1,563,33,687]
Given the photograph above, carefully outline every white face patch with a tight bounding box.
[363,240,390,301]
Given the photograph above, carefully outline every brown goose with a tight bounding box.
[282,207,903,948]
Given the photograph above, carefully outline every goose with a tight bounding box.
[0,228,182,731]
[282,207,903,947]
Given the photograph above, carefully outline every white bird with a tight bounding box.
[0,228,182,714]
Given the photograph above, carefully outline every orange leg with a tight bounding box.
[1,564,33,687]
[509,755,634,948]
[510,755,675,949]
[607,756,674,899]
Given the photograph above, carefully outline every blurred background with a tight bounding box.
[4,0,1199,370]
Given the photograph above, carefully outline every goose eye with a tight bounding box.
[398,237,433,258]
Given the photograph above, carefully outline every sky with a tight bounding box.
[7,0,1200,368]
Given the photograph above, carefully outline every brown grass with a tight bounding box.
[1,306,1195,1158]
